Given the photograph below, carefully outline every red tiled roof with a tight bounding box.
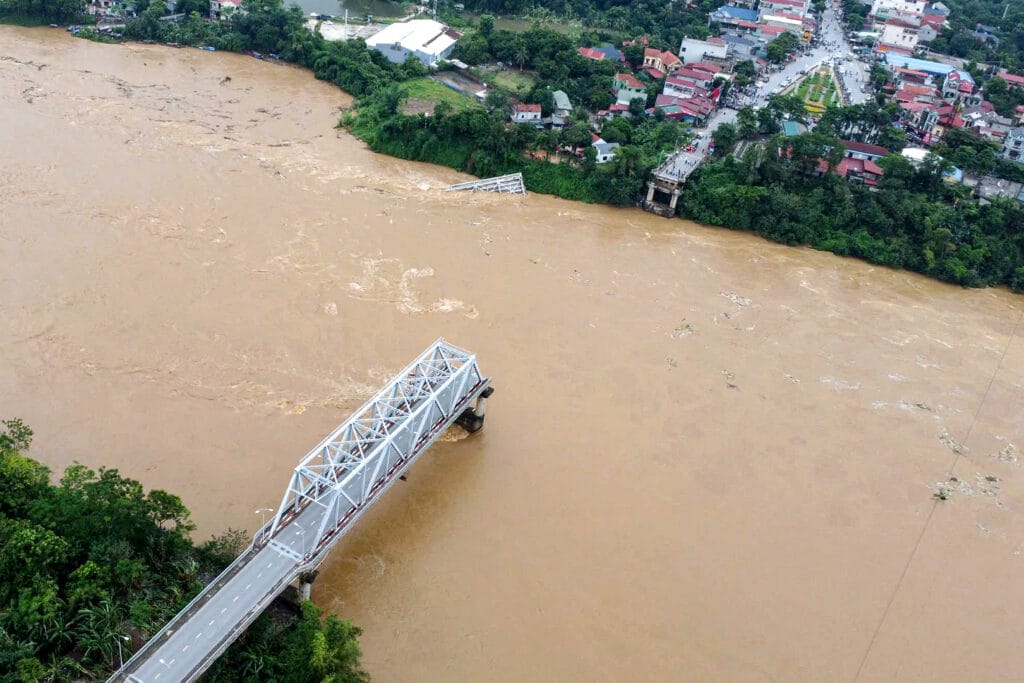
[643,47,660,58]
[841,140,891,157]
[614,72,644,89]
[896,67,929,77]
[759,25,786,35]
[708,36,724,44]
[864,159,884,175]
[958,81,973,93]
[900,101,935,112]
[645,67,666,80]
[688,62,722,74]
[906,84,936,95]
[676,68,713,81]
[998,71,1024,87]
[1015,104,1024,113]
[609,103,630,111]
[514,103,541,113]
[577,47,606,60]
[738,19,758,28]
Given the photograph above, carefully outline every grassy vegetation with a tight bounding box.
[399,77,482,112]
[491,69,535,93]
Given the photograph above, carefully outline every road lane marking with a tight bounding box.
[234,595,240,602]
[182,645,189,652]
[221,607,227,614]
[245,583,252,590]
[209,620,215,626]
[195,632,202,640]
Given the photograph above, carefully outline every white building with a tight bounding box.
[881,18,921,50]
[365,19,461,67]
[510,103,542,126]
[870,0,926,16]
[678,37,728,64]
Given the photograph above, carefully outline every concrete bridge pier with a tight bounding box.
[643,178,682,218]
[455,387,494,433]
[297,570,319,602]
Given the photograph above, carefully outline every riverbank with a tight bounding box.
[7,9,1024,291]
[4,27,1024,681]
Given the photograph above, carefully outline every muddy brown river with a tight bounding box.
[2,27,1024,682]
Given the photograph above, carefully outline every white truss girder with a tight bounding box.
[260,338,488,560]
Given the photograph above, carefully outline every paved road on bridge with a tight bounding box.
[121,496,334,681]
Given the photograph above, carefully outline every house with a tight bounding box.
[551,90,572,127]
[1003,127,1024,163]
[841,140,890,161]
[612,72,647,105]
[758,0,809,18]
[591,136,620,163]
[870,0,926,17]
[663,75,710,99]
[510,103,542,127]
[942,70,980,106]
[653,94,714,123]
[577,47,607,61]
[926,2,950,17]
[1016,105,1024,126]
[679,36,729,63]
[762,14,804,37]
[210,0,239,18]
[365,19,461,67]
[642,48,682,74]
[593,44,626,62]
[997,71,1024,91]
[709,5,758,29]
[973,23,1000,45]
[880,18,921,51]
[817,157,886,186]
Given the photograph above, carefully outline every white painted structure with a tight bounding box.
[365,19,461,67]
[870,0,926,16]
[678,37,728,64]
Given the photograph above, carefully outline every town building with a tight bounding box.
[678,36,729,63]
[510,102,542,127]
[591,136,620,164]
[612,72,647,105]
[880,18,922,51]
[210,0,239,18]
[870,0,926,17]
[1003,127,1024,164]
[841,140,891,161]
[551,90,572,128]
[365,19,461,67]
[642,48,682,79]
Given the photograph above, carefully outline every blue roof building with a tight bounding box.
[711,6,758,23]
[884,53,974,83]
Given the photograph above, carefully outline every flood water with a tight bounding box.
[2,27,1024,682]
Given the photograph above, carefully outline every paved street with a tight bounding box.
[656,5,873,180]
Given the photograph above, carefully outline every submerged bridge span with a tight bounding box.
[109,339,493,682]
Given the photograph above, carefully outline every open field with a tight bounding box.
[400,77,481,114]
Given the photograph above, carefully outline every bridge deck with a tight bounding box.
[109,340,490,682]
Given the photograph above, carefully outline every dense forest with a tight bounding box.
[0,419,367,681]
[454,0,720,50]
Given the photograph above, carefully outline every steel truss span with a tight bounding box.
[109,339,491,683]
[263,338,490,562]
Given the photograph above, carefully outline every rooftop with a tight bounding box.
[365,19,460,57]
